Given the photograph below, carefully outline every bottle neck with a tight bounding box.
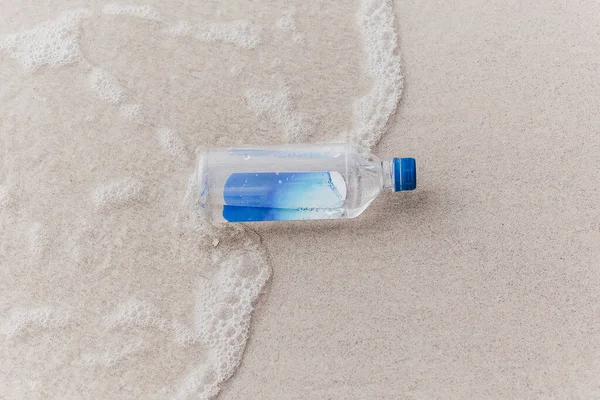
[382,160,394,191]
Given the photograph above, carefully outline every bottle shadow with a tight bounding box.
[364,189,437,227]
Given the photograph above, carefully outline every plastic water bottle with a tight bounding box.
[196,143,416,223]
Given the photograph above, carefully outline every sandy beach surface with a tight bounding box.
[1,0,600,399]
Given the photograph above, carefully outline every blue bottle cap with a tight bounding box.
[393,157,416,191]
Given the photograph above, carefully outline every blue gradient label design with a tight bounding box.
[223,171,346,222]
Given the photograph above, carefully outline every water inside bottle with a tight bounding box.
[222,171,347,222]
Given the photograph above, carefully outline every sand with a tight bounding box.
[2,0,600,398]
[222,0,600,398]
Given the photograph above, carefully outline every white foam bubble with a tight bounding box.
[277,11,295,31]
[180,248,270,396]
[0,307,70,338]
[292,33,306,45]
[176,364,220,400]
[89,70,145,125]
[245,88,315,141]
[164,19,261,50]
[0,9,92,71]
[89,68,126,105]
[196,20,261,49]
[104,299,197,346]
[92,178,144,209]
[104,299,160,328]
[277,8,305,45]
[82,340,146,367]
[164,20,193,37]
[119,103,144,124]
[157,127,190,162]
[102,4,162,22]
[354,0,403,148]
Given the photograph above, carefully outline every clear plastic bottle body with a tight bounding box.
[196,143,414,224]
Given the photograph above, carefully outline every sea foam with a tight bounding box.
[0,1,402,399]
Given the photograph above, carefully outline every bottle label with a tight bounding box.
[222,171,346,222]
